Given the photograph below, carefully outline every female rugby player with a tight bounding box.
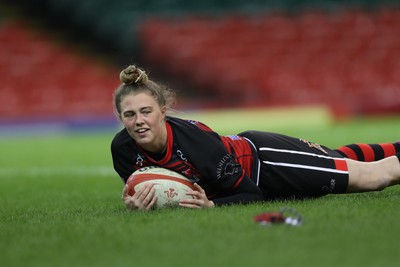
[111,65,400,210]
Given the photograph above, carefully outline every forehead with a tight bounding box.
[120,92,158,111]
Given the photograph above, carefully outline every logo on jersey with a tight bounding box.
[177,149,187,161]
[321,179,336,193]
[299,138,328,154]
[228,135,241,141]
[136,154,145,167]
[187,120,199,125]
[216,154,240,180]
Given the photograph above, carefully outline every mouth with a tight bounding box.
[135,128,149,135]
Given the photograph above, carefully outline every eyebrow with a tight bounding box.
[122,106,152,114]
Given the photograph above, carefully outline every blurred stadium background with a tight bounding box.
[0,0,399,134]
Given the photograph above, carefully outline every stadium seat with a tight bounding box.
[0,21,119,121]
[137,5,400,113]
[4,0,400,115]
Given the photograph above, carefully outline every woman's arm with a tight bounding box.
[179,177,264,208]
[211,176,265,205]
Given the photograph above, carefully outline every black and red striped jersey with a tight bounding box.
[111,116,264,205]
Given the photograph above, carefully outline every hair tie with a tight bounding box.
[135,70,145,83]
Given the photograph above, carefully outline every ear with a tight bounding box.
[115,110,123,122]
[161,105,167,119]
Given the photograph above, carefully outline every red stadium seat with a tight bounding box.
[0,22,119,120]
[137,7,400,114]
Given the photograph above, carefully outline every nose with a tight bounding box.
[135,113,144,125]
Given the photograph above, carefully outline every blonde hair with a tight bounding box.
[113,65,176,117]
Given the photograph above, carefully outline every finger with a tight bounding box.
[180,198,200,206]
[145,195,158,210]
[142,186,156,206]
[135,183,155,201]
[179,204,200,209]
[193,183,205,193]
[185,190,202,199]
[182,192,214,208]
[122,184,129,199]
[124,196,137,210]
[179,200,201,209]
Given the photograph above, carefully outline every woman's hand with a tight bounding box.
[122,183,158,210]
[179,183,215,209]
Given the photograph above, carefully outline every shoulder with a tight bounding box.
[111,128,134,152]
[110,128,138,182]
[166,116,192,127]
[167,116,215,132]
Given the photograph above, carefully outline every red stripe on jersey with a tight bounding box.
[220,136,254,178]
[334,159,348,172]
[233,173,245,189]
[337,146,358,160]
[147,122,174,165]
[381,143,396,158]
[188,120,214,132]
[357,144,374,162]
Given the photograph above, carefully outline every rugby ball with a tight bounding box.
[126,166,196,209]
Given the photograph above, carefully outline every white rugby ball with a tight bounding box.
[126,166,195,209]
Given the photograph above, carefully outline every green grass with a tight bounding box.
[1,112,400,267]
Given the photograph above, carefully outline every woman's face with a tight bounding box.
[119,92,167,152]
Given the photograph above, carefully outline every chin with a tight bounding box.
[134,137,153,148]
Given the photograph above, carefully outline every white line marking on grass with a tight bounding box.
[0,166,116,177]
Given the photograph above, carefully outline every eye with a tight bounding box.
[142,109,152,115]
[123,111,135,118]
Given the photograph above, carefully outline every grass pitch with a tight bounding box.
[1,111,400,267]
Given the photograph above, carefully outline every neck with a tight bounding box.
[141,123,168,153]
[142,141,167,154]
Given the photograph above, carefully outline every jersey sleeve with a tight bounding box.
[111,129,137,183]
[169,118,264,204]
[211,176,265,205]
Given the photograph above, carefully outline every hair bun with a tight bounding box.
[119,65,148,85]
